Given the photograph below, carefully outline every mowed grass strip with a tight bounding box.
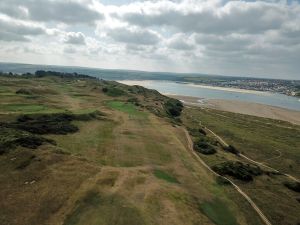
[200,198,238,225]
[153,169,179,184]
[106,101,147,118]
[0,103,48,113]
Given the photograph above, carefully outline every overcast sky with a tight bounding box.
[0,0,300,79]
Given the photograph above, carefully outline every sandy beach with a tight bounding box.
[168,94,300,125]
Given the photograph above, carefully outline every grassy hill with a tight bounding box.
[0,71,298,225]
[182,107,300,225]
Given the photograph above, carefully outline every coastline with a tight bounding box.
[168,94,300,125]
[118,80,270,95]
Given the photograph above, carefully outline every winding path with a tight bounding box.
[204,127,300,183]
[182,128,273,225]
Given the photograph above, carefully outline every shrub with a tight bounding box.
[16,88,33,95]
[199,128,207,136]
[164,99,183,117]
[223,145,239,155]
[12,112,101,135]
[216,176,231,185]
[0,126,55,154]
[284,181,300,193]
[212,161,263,181]
[102,87,126,97]
[194,140,216,155]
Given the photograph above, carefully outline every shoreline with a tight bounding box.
[168,94,300,125]
[118,80,270,95]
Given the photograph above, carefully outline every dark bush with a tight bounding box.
[14,120,78,135]
[284,181,300,193]
[16,88,33,95]
[102,87,108,93]
[194,139,216,155]
[223,145,240,155]
[164,99,183,117]
[12,112,101,135]
[102,87,126,97]
[212,161,263,181]
[0,126,55,154]
[199,128,207,136]
[216,176,231,185]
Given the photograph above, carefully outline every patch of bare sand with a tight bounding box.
[168,95,300,125]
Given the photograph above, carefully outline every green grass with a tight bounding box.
[0,103,48,113]
[183,107,300,225]
[106,101,147,118]
[183,108,300,177]
[200,198,238,225]
[153,169,179,183]
[63,191,145,225]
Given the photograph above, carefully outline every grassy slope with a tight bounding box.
[182,107,300,225]
[0,75,258,225]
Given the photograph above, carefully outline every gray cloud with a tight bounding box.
[167,34,194,50]
[108,27,160,45]
[0,0,103,24]
[0,18,45,42]
[64,32,86,45]
[0,0,300,79]
[116,1,294,34]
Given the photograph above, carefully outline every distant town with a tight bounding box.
[182,77,300,97]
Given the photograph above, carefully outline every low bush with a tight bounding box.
[216,176,231,185]
[212,161,263,181]
[102,87,126,97]
[11,111,101,135]
[193,136,217,155]
[199,128,207,136]
[127,97,140,106]
[0,126,55,154]
[164,99,183,117]
[223,145,239,155]
[284,181,300,193]
[194,140,216,155]
[16,88,33,95]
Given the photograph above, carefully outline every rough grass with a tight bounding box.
[153,169,179,183]
[183,107,300,225]
[0,74,261,225]
[182,108,300,177]
[63,191,145,225]
[200,198,238,225]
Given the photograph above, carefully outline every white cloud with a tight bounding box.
[64,32,86,45]
[108,27,161,45]
[0,15,46,41]
[0,0,103,24]
[0,0,300,79]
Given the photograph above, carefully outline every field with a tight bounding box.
[0,73,265,225]
[182,107,300,225]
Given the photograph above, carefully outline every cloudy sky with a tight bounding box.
[0,0,300,79]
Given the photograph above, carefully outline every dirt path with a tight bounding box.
[182,128,272,225]
[204,127,300,183]
[263,150,282,162]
